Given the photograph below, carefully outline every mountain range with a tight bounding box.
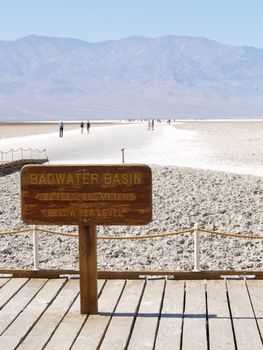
[0,34,263,120]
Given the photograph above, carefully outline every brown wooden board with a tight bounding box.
[21,164,152,225]
[1,269,263,280]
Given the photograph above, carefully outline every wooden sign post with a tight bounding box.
[21,164,152,314]
[79,225,98,314]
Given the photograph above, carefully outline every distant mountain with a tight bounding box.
[0,34,263,120]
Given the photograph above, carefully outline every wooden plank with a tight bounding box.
[127,279,165,349]
[227,280,262,350]
[72,279,125,350]
[0,269,263,280]
[21,164,152,225]
[0,278,66,350]
[155,280,184,350]
[45,279,105,350]
[0,269,76,278]
[18,279,79,350]
[0,278,9,289]
[0,278,47,335]
[181,280,207,350]
[207,280,235,350]
[100,279,145,349]
[0,278,28,309]
[246,280,263,339]
[98,270,263,280]
[79,224,98,314]
[173,271,263,280]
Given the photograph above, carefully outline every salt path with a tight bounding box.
[0,122,262,176]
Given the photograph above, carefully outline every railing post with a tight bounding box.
[0,151,3,165]
[193,223,200,272]
[32,226,39,270]
[11,149,14,162]
[21,147,23,159]
[29,148,32,159]
[121,148,125,163]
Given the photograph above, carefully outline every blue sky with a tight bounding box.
[1,0,263,48]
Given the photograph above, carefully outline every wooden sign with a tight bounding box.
[21,164,152,225]
[21,164,152,314]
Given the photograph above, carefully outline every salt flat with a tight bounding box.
[0,121,262,176]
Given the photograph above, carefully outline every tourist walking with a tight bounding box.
[80,121,84,134]
[87,120,90,133]
[59,120,64,137]
[148,120,151,130]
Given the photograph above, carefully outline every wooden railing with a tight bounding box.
[0,225,262,272]
[0,147,48,164]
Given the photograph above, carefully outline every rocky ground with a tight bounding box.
[0,165,262,271]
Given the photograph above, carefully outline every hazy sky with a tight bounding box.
[1,0,263,48]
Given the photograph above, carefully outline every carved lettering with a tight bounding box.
[35,192,136,201]
[29,172,143,186]
[103,173,142,185]
[45,207,124,218]
[21,165,152,225]
[30,174,38,184]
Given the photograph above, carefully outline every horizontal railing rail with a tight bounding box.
[0,225,262,272]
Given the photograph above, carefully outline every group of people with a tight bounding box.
[148,119,155,130]
[80,120,91,134]
[59,120,91,137]
[146,118,173,130]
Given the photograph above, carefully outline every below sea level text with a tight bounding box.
[44,208,125,218]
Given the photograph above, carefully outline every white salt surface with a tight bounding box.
[0,122,262,176]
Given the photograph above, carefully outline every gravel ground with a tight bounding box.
[0,165,262,271]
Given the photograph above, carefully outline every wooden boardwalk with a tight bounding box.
[0,277,262,349]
